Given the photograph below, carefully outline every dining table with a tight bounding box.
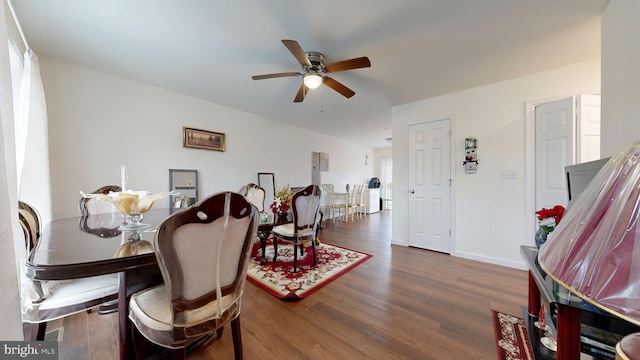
[26,208,178,360]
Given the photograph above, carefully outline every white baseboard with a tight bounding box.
[454,250,527,270]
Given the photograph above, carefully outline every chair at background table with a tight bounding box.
[382,183,392,210]
[19,201,120,340]
[272,185,323,272]
[128,192,258,360]
[321,184,346,223]
[347,184,363,221]
[357,183,368,217]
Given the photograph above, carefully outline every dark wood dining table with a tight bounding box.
[26,208,176,360]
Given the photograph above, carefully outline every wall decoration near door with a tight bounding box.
[183,127,225,151]
[169,169,198,206]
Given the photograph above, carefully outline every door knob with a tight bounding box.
[409,189,415,194]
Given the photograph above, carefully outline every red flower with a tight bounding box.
[535,205,565,225]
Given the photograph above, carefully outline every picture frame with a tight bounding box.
[169,169,199,207]
[183,127,225,152]
[258,173,275,210]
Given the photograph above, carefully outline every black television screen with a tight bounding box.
[565,158,610,203]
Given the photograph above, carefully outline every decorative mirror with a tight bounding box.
[258,173,275,211]
[169,169,198,207]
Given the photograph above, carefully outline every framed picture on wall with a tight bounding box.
[169,169,198,206]
[183,127,225,152]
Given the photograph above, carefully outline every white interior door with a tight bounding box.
[534,95,601,211]
[408,119,452,253]
[535,97,575,210]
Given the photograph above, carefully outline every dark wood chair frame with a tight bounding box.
[19,201,120,340]
[130,192,258,360]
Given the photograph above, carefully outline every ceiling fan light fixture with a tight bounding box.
[303,73,323,89]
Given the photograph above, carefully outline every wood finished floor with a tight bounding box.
[55,211,529,359]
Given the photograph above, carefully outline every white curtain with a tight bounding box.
[380,156,392,198]
[16,49,52,224]
[0,0,27,340]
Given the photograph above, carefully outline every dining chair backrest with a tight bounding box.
[291,185,323,235]
[154,192,258,325]
[17,202,48,302]
[350,184,362,206]
[19,201,41,252]
[321,184,335,206]
[239,183,266,213]
[359,184,368,205]
[79,185,121,215]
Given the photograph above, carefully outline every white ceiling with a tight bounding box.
[11,0,608,148]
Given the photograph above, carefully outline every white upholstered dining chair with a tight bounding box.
[347,184,363,221]
[128,192,258,359]
[19,201,119,340]
[321,184,346,223]
[271,185,323,272]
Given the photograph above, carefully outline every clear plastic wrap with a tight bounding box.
[538,141,640,325]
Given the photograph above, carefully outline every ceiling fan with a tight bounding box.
[251,39,371,103]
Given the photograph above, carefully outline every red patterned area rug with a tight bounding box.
[246,239,372,300]
[492,310,535,360]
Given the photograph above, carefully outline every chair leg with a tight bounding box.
[172,348,186,360]
[131,324,147,359]
[231,317,243,360]
[293,242,298,273]
[311,238,317,266]
[272,238,278,263]
[36,322,47,340]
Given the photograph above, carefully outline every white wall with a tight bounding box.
[601,0,640,156]
[392,60,601,269]
[40,57,374,218]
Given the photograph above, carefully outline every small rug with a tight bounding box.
[246,238,372,300]
[492,310,535,360]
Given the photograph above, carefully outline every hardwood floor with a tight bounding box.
[56,211,529,359]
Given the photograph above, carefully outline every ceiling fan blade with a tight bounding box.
[294,83,307,103]
[252,72,300,80]
[282,40,311,67]
[323,77,356,98]
[325,57,371,73]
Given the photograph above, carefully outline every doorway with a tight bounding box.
[408,118,453,253]
[525,94,601,237]
[534,95,601,211]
